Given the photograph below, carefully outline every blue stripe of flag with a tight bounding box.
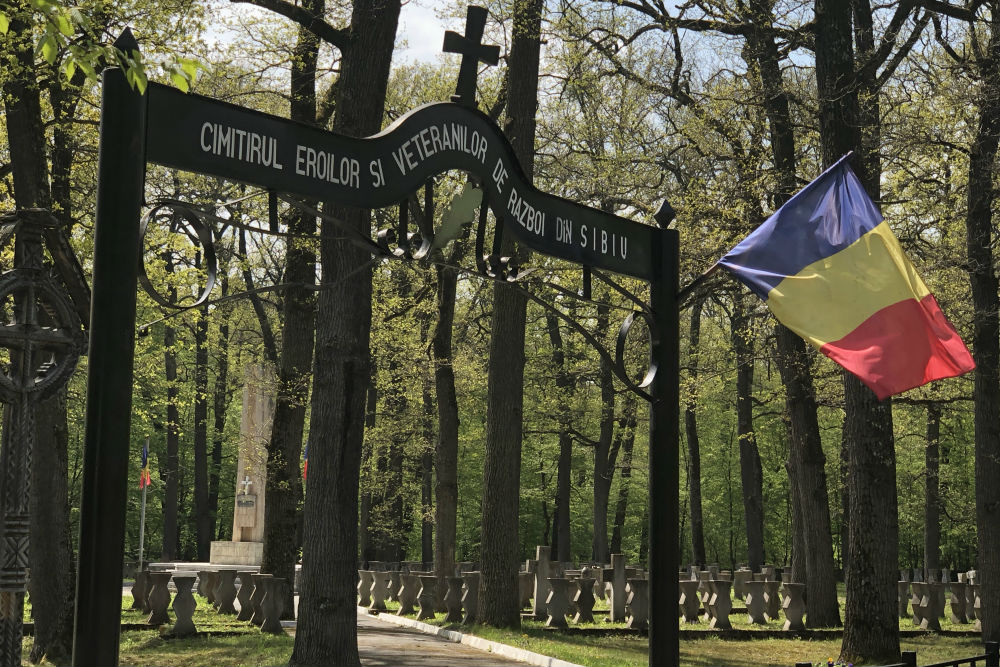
[717,155,882,299]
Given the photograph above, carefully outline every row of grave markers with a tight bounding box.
[900,569,984,631]
[358,550,988,634]
[357,547,651,629]
[128,569,289,635]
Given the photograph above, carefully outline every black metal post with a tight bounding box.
[648,222,679,667]
[73,36,146,667]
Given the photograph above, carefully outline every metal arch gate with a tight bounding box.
[73,19,679,667]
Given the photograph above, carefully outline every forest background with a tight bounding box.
[0,0,994,655]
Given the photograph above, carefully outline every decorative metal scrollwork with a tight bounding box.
[139,202,217,309]
[138,186,655,402]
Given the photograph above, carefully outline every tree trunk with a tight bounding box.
[359,366,377,563]
[815,0,898,659]
[966,3,1000,642]
[732,295,765,571]
[685,298,706,566]
[924,403,941,579]
[28,391,74,663]
[261,0,321,619]
[544,312,574,563]
[194,307,211,561]
[745,0,840,623]
[480,0,542,628]
[610,395,637,555]
[421,365,434,566]
[433,260,460,589]
[291,0,399,662]
[592,302,617,563]
[786,457,806,584]
[162,321,180,561]
[210,283,230,539]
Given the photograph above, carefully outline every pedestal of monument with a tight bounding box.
[210,364,274,567]
[210,540,264,566]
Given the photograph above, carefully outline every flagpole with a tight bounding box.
[138,436,148,571]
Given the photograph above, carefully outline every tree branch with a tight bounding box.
[230,0,350,51]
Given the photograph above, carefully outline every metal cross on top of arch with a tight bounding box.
[74,12,679,667]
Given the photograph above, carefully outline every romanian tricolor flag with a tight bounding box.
[139,441,152,489]
[302,443,309,480]
[718,155,974,400]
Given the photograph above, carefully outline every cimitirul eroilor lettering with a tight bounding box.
[200,122,283,170]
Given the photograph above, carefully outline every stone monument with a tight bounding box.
[209,363,275,566]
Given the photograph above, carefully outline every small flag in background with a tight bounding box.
[302,443,308,480]
[139,441,152,489]
[717,155,975,400]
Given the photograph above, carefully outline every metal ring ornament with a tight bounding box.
[139,202,217,309]
[0,270,85,404]
[616,309,658,393]
[376,228,408,258]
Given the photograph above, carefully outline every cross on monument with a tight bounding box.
[442,5,500,107]
[239,475,252,495]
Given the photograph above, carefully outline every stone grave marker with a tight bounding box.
[781,583,805,631]
[236,571,255,622]
[626,579,650,631]
[573,577,596,624]
[171,575,198,636]
[444,576,464,622]
[215,569,238,614]
[462,572,480,624]
[545,578,570,628]
[950,581,969,624]
[678,580,700,624]
[260,578,287,634]
[744,580,766,625]
[146,572,172,626]
[707,580,732,630]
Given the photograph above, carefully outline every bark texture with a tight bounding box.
[924,403,941,579]
[966,1,1000,642]
[290,0,399,662]
[194,308,211,561]
[433,259,460,590]
[592,301,618,563]
[479,0,542,628]
[685,298,706,566]
[732,295,764,571]
[744,0,840,623]
[545,312,574,563]
[261,0,321,619]
[815,0,898,658]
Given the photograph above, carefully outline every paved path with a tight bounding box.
[355,613,532,666]
[124,585,554,666]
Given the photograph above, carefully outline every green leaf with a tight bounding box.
[68,8,90,31]
[170,71,189,93]
[39,32,58,65]
[54,11,73,37]
[63,59,76,81]
[179,58,199,79]
[0,12,9,35]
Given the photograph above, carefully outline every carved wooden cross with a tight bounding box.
[442,5,500,107]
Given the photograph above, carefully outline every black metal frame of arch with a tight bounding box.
[72,18,679,667]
